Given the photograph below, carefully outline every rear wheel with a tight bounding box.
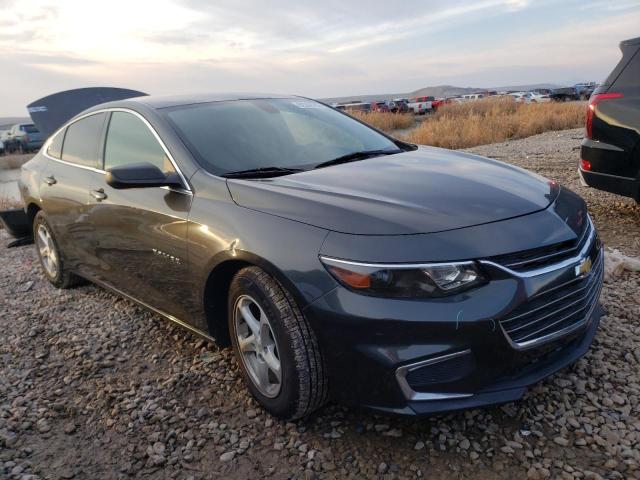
[228,266,328,420]
[33,211,83,288]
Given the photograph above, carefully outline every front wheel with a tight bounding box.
[228,266,328,420]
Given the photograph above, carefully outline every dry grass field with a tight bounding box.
[407,98,585,149]
[353,98,586,149]
[0,155,31,170]
[0,194,22,210]
[349,111,415,132]
[407,98,586,148]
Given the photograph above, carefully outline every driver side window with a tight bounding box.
[104,112,176,174]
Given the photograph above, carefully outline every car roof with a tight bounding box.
[78,93,305,118]
[621,36,640,46]
[126,92,297,109]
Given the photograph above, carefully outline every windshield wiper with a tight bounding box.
[313,149,402,169]
[222,167,305,179]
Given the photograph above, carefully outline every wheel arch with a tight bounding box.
[202,250,310,347]
[26,202,41,229]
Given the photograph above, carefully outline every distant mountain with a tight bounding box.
[0,117,31,130]
[321,83,564,104]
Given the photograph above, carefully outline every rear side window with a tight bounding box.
[614,50,639,88]
[61,113,107,168]
[23,125,38,133]
[47,128,65,159]
[104,112,175,173]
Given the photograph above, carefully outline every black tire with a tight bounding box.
[33,211,84,289]
[228,266,328,420]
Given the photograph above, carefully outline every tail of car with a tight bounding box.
[579,37,640,200]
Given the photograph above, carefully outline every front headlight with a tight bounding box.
[320,257,486,298]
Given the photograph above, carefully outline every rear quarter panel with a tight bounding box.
[19,152,48,212]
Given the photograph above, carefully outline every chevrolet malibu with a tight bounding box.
[19,94,603,419]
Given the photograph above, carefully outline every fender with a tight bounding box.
[200,248,314,315]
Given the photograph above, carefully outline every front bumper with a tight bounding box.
[305,239,604,416]
[402,304,601,416]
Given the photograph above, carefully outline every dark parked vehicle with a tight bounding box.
[19,93,603,419]
[338,101,371,113]
[549,87,578,102]
[574,82,597,101]
[5,123,44,153]
[580,37,640,200]
[390,98,409,113]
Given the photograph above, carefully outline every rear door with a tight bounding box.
[39,113,108,277]
[87,110,198,327]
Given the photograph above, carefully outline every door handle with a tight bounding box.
[90,189,107,201]
[44,176,57,186]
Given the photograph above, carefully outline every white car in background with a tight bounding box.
[510,92,551,104]
[523,92,551,103]
[508,92,527,102]
[460,93,485,102]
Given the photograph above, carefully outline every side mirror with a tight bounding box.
[105,162,183,189]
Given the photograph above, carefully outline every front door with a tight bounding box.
[87,111,199,328]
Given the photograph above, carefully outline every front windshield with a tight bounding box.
[163,98,399,175]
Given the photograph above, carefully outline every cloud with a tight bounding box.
[1,0,639,115]
[168,0,532,55]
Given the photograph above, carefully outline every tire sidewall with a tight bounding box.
[228,270,301,418]
[33,212,64,287]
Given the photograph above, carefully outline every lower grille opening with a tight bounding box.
[406,351,476,390]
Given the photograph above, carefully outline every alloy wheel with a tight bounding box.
[234,295,282,398]
[36,224,59,278]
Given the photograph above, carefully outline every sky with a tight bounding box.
[1,0,639,116]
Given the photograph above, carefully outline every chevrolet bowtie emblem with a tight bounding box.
[575,257,593,277]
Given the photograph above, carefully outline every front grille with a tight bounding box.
[499,243,603,348]
[489,220,592,272]
[406,351,476,390]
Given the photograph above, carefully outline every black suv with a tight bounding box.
[580,36,640,200]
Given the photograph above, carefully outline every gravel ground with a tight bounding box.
[1,129,639,480]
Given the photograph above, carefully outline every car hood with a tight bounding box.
[226,147,557,235]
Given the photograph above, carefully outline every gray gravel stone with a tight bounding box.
[219,451,235,462]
